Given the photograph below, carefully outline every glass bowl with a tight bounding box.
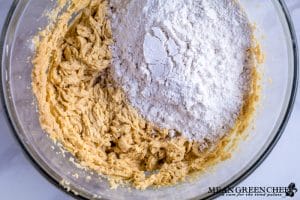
[0,0,298,199]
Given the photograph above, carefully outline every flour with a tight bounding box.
[110,0,253,142]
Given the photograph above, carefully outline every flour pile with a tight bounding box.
[110,0,253,142]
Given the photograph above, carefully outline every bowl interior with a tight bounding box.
[1,0,297,199]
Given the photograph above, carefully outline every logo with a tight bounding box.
[208,182,297,198]
[286,183,298,197]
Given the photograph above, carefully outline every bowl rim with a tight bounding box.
[0,0,298,199]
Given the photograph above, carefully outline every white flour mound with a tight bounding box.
[110,0,253,142]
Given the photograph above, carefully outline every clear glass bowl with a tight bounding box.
[0,0,298,199]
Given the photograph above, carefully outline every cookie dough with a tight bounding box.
[32,0,259,189]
